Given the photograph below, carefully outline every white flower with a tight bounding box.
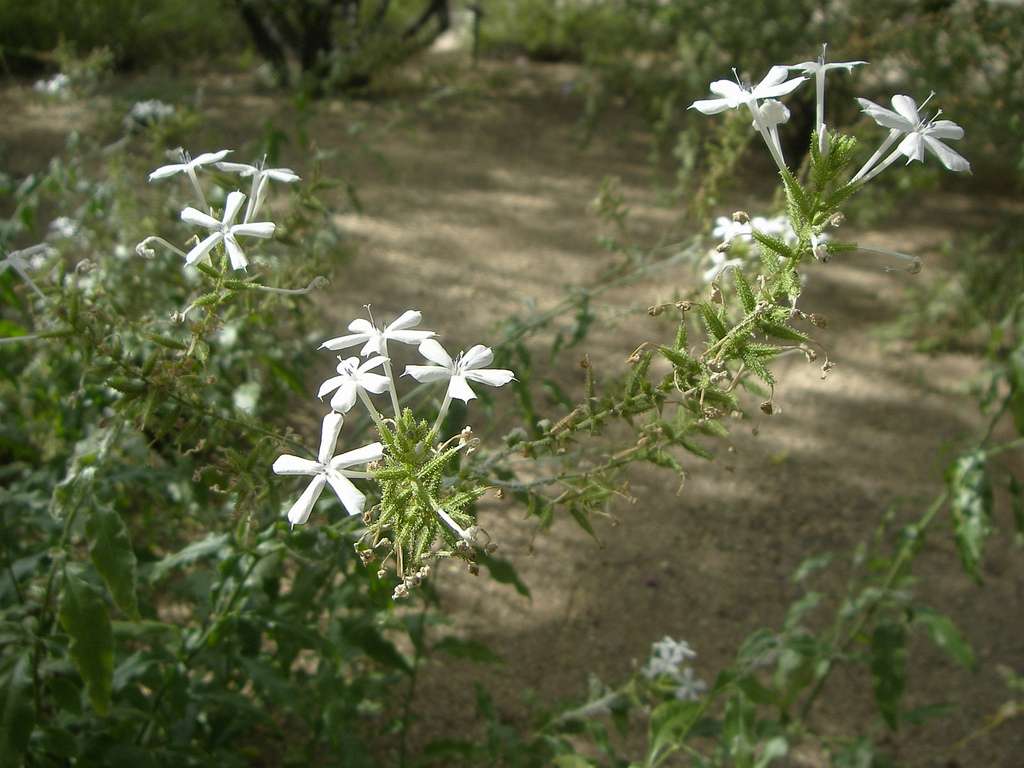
[673,667,708,702]
[690,66,806,171]
[853,94,970,182]
[320,310,434,357]
[406,340,515,403]
[642,636,698,679]
[317,356,391,413]
[703,249,744,284]
[1,244,52,299]
[180,190,276,271]
[690,66,806,115]
[789,45,866,154]
[272,412,383,526]
[149,148,232,209]
[125,100,175,130]
[149,149,231,182]
[217,159,300,222]
[48,216,78,239]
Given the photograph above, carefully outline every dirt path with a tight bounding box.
[300,65,1024,766]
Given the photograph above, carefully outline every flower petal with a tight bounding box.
[689,97,735,115]
[286,474,326,526]
[923,135,971,173]
[404,364,451,383]
[231,222,276,239]
[148,163,186,180]
[348,318,374,334]
[708,80,743,99]
[856,98,913,132]
[223,191,247,225]
[464,368,515,388]
[216,161,257,175]
[927,120,964,140]
[273,454,320,475]
[757,65,790,90]
[330,441,384,470]
[185,232,222,265]
[317,375,347,399]
[181,207,220,230]
[318,411,344,464]
[329,383,358,413]
[360,356,388,372]
[223,234,248,271]
[447,374,477,402]
[358,372,391,394]
[320,333,369,351]
[192,149,232,166]
[386,309,423,332]
[755,75,806,100]
[897,132,925,163]
[890,95,920,125]
[324,471,366,516]
[418,338,454,368]
[460,344,493,371]
[266,168,301,183]
[386,329,435,345]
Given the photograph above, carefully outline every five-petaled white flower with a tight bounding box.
[405,339,515,403]
[320,310,434,357]
[217,158,301,222]
[149,149,232,209]
[1,244,52,299]
[853,94,970,183]
[788,45,866,153]
[180,190,276,271]
[318,356,391,413]
[272,412,383,526]
[689,66,806,171]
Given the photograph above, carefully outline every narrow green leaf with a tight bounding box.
[870,622,906,730]
[649,699,701,758]
[569,505,600,543]
[59,573,114,715]
[913,608,975,670]
[478,553,530,598]
[86,505,139,619]
[433,636,503,664]
[147,533,229,582]
[347,624,411,674]
[1,653,35,765]
[947,451,993,583]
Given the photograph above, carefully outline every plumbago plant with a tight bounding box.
[429,53,1021,767]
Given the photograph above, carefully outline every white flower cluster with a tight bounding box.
[642,636,707,702]
[689,44,969,178]
[140,148,300,272]
[703,214,810,283]
[272,309,514,531]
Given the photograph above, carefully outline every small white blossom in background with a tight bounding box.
[642,636,706,701]
[33,73,71,98]
[47,216,79,240]
[703,249,744,284]
[272,412,383,526]
[124,99,175,131]
[149,148,232,209]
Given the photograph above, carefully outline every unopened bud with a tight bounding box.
[467,563,479,576]
[675,300,693,312]
[715,241,732,253]
[760,401,774,415]
[710,285,723,304]
[828,212,845,227]
[732,210,750,224]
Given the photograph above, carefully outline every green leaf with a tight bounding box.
[59,573,114,715]
[947,451,993,583]
[347,624,411,674]
[433,636,502,664]
[86,505,139,619]
[870,622,906,730]
[478,553,531,598]
[1,653,35,766]
[649,699,701,759]
[733,270,757,313]
[147,533,229,582]
[569,505,600,543]
[792,553,832,583]
[913,608,975,670]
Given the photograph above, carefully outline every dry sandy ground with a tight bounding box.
[3,59,1022,766]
